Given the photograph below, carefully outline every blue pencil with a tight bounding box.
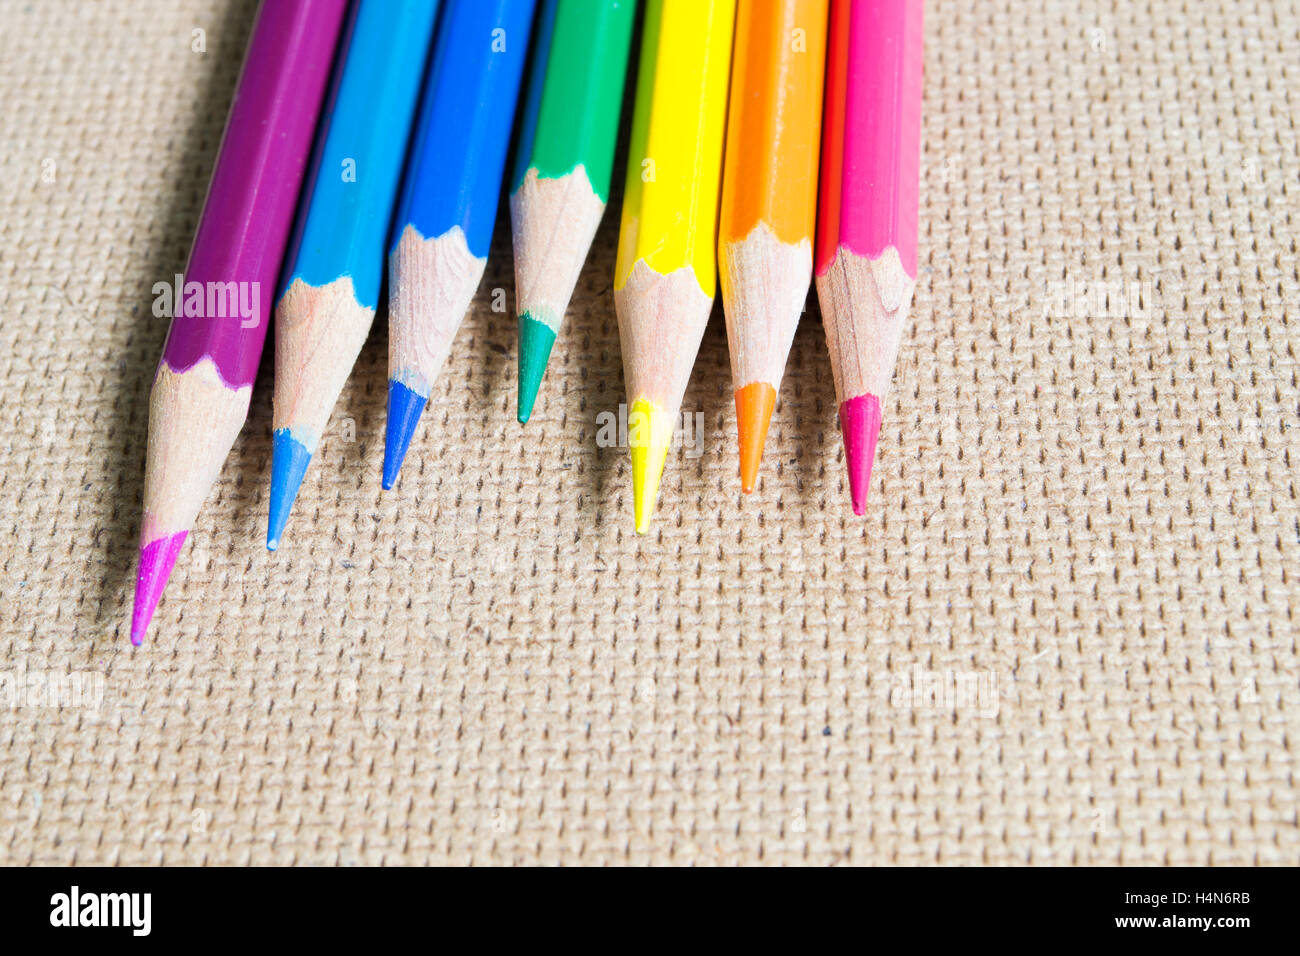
[383,0,539,489]
[268,0,440,549]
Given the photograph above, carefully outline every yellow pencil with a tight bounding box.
[614,0,736,534]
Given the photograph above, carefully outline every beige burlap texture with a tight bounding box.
[0,0,1296,865]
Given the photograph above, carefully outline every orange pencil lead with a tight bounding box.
[735,381,776,494]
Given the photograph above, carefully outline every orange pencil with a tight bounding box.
[718,0,828,492]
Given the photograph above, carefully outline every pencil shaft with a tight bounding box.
[384,0,538,487]
[391,0,538,263]
[162,0,349,388]
[815,0,923,275]
[718,0,827,491]
[614,0,735,532]
[615,0,734,295]
[132,0,347,643]
[511,0,636,202]
[814,0,924,514]
[280,0,439,313]
[269,0,439,547]
[719,0,827,246]
[510,0,636,421]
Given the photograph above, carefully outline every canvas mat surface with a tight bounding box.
[0,1,1296,865]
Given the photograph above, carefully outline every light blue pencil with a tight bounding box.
[268,0,440,549]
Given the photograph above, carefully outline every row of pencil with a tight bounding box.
[132,0,924,643]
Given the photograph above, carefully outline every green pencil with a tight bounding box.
[509,0,637,423]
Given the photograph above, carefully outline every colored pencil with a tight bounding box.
[131,0,348,645]
[267,0,440,550]
[614,0,735,534]
[814,0,923,514]
[718,0,827,493]
[509,0,636,423]
[383,0,538,489]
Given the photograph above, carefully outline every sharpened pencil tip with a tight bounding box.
[840,393,883,515]
[629,397,674,534]
[383,379,427,490]
[131,530,189,645]
[735,382,777,494]
[517,313,557,424]
[267,430,313,550]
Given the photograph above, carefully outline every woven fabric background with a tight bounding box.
[0,0,1296,865]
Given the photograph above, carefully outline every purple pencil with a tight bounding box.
[132,0,348,644]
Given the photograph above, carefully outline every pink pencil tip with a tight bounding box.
[131,530,188,645]
[840,394,883,514]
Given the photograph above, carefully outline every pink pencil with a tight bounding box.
[131,0,348,644]
[814,0,924,514]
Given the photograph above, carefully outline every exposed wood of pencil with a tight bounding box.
[720,225,811,390]
[615,260,714,534]
[510,167,605,336]
[815,245,916,410]
[274,277,374,451]
[134,360,252,642]
[388,224,487,399]
[616,260,714,421]
[719,224,812,490]
[141,360,251,547]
